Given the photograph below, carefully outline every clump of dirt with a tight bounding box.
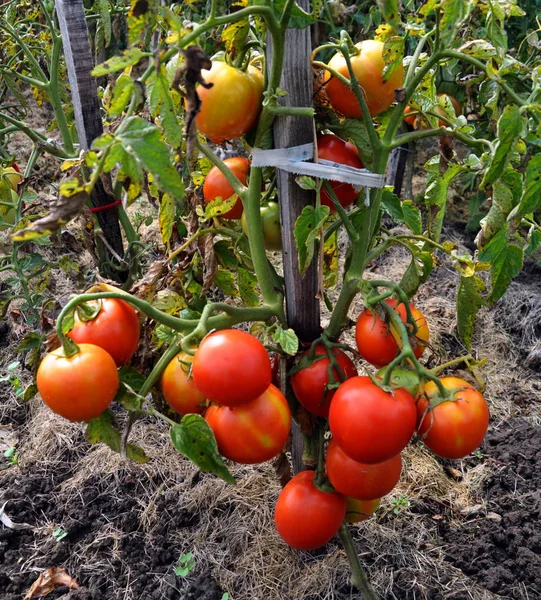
[439,420,541,599]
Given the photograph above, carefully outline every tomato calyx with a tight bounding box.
[75,299,103,322]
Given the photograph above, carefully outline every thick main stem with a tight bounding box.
[338,524,379,600]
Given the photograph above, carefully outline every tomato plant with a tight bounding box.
[290,344,357,417]
[355,299,429,368]
[317,134,363,210]
[192,329,271,407]
[161,351,206,415]
[203,157,249,219]
[242,201,282,250]
[417,377,490,459]
[36,344,119,422]
[329,376,416,464]
[274,470,346,551]
[345,497,380,524]
[195,61,264,144]
[324,40,405,118]
[205,383,290,464]
[67,298,140,367]
[326,438,402,501]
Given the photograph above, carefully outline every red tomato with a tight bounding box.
[205,383,290,464]
[195,61,264,144]
[192,329,271,407]
[290,344,357,417]
[329,376,416,464]
[274,470,346,550]
[326,439,402,500]
[161,351,206,415]
[355,299,429,368]
[417,377,490,459]
[325,40,405,118]
[202,157,248,219]
[37,344,119,422]
[67,298,140,367]
[345,497,380,523]
[317,134,363,211]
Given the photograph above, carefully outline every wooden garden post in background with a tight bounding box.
[268,0,320,473]
[55,0,125,263]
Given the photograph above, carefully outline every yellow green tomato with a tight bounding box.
[376,366,423,397]
[0,189,18,231]
[2,167,23,192]
[241,201,282,251]
[345,497,380,523]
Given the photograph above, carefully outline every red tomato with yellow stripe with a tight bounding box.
[161,352,206,415]
[205,384,290,464]
[345,497,380,523]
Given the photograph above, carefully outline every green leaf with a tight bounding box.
[402,200,423,235]
[204,194,239,219]
[116,117,184,200]
[221,18,250,54]
[376,0,400,29]
[425,161,465,242]
[152,289,185,314]
[272,0,316,28]
[476,179,517,247]
[91,48,144,76]
[457,40,498,59]
[86,411,150,463]
[97,0,112,48]
[525,226,541,256]
[508,155,541,221]
[439,0,473,48]
[456,275,487,349]
[323,229,339,289]
[214,269,238,297]
[341,120,373,168]
[22,384,38,402]
[381,189,403,222]
[238,267,259,308]
[273,327,299,356]
[149,70,182,148]
[400,251,433,297]
[478,226,524,303]
[115,366,146,410]
[382,37,405,82]
[294,205,330,274]
[480,105,524,190]
[159,193,175,247]
[170,415,235,484]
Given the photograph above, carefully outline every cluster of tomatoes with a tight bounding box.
[36,298,141,422]
[275,299,490,551]
[163,328,291,465]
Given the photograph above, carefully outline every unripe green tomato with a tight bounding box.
[2,167,23,192]
[376,366,423,398]
[0,189,18,231]
[241,201,282,251]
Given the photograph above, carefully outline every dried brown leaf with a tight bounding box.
[24,567,79,599]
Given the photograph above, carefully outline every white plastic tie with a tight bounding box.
[252,144,385,189]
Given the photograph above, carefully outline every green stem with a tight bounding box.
[47,29,75,154]
[389,125,492,151]
[0,112,71,158]
[338,524,379,600]
[55,292,280,356]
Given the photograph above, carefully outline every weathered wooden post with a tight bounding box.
[55,0,125,262]
[268,1,320,473]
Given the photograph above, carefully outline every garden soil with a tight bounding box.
[1,137,541,600]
